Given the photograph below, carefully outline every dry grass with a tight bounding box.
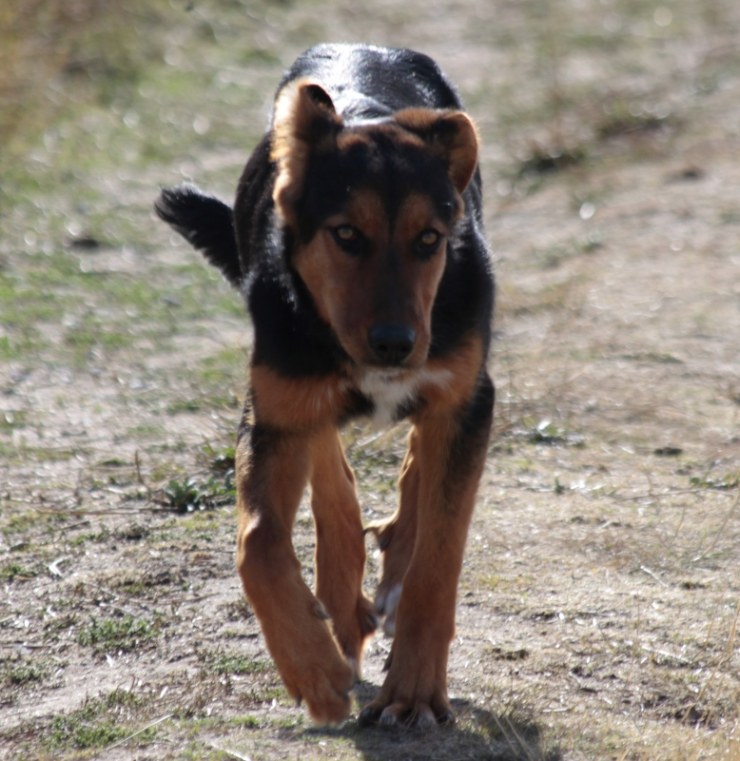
[1,0,738,759]
[0,0,159,156]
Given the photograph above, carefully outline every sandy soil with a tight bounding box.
[1,1,738,759]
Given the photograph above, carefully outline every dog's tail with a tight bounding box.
[154,183,242,288]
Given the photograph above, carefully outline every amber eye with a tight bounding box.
[330,224,366,256]
[415,228,442,258]
[420,229,440,246]
[334,224,357,242]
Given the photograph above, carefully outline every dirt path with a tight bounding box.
[1,1,738,759]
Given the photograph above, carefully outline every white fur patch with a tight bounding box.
[356,367,453,427]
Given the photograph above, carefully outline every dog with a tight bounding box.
[155,43,494,728]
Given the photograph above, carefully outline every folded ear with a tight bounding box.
[271,79,342,223]
[394,109,479,194]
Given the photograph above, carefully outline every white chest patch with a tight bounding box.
[356,367,454,427]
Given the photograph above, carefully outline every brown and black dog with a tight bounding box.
[155,43,494,728]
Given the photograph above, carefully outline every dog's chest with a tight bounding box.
[356,368,453,426]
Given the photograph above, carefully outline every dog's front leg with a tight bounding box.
[310,428,377,677]
[236,424,355,724]
[360,373,494,728]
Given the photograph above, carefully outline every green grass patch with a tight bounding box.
[0,561,39,583]
[202,442,236,474]
[64,318,137,364]
[161,473,235,513]
[167,399,203,415]
[522,418,585,447]
[159,448,236,513]
[197,346,247,386]
[689,473,739,491]
[70,528,112,548]
[2,659,51,688]
[0,409,28,430]
[77,614,159,655]
[201,650,270,677]
[0,443,82,466]
[48,714,128,751]
[44,688,147,752]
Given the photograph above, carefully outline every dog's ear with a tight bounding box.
[271,80,342,223]
[395,109,479,194]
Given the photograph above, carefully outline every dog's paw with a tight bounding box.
[358,696,454,729]
[357,624,455,729]
[281,646,355,725]
[254,592,357,725]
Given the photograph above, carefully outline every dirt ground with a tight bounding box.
[1,1,738,759]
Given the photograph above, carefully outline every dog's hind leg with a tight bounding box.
[309,428,377,677]
[366,428,420,637]
[236,424,354,724]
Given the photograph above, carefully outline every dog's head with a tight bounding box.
[270,79,479,369]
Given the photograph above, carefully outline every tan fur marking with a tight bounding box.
[235,431,354,723]
[417,335,485,413]
[251,365,347,430]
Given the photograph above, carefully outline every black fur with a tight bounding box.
[279,43,463,117]
[154,184,241,286]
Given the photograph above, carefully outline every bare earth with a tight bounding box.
[1,1,738,759]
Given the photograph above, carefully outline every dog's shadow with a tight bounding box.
[306,682,562,761]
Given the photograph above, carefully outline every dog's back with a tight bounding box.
[279,44,463,119]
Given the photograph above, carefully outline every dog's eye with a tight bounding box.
[330,224,365,255]
[334,225,357,242]
[415,229,442,258]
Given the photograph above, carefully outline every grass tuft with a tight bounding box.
[2,659,51,688]
[161,471,235,513]
[44,689,147,751]
[77,614,159,655]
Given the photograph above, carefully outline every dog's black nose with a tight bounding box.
[367,324,416,365]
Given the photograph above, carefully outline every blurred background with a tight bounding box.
[3,0,738,221]
[1,2,738,759]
